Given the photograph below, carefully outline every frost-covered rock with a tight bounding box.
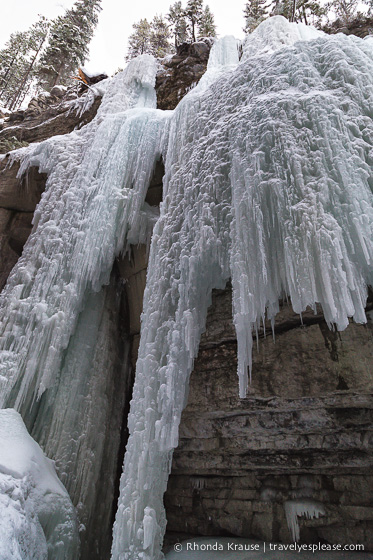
[0,409,79,560]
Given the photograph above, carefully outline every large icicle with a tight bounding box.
[112,18,373,559]
[111,35,241,560]
[284,499,325,542]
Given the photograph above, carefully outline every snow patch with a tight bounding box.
[0,409,79,560]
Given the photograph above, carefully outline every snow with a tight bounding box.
[0,409,79,560]
[0,15,372,560]
[81,65,107,78]
[241,16,323,60]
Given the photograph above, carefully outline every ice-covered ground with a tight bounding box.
[0,15,372,560]
[0,409,79,560]
[165,538,373,560]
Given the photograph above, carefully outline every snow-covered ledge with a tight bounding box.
[0,409,79,560]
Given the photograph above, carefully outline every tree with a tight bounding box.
[37,0,102,91]
[126,19,152,60]
[0,31,30,106]
[295,0,327,25]
[8,16,50,109]
[271,0,327,24]
[326,0,360,23]
[198,5,217,37]
[243,0,268,32]
[126,16,173,60]
[0,16,50,110]
[271,0,296,21]
[184,0,204,42]
[168,1,190,47]
[150,15,173,57]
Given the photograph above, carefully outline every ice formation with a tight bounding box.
[113,19,373,560]
[0,54,169,554]
[0,409,79,560]
[0,14,371,560]
[0,53,168,414]
[284,499,325,542]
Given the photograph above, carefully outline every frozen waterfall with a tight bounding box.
[0,14,372,560]
[112,18,373,560]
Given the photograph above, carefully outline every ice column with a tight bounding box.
[0,55,169,416]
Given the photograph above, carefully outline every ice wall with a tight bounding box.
[112,18,373,560]
[0,55,170,557]
[0,409,79,560]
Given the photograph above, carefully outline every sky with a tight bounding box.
[0,0,246,75]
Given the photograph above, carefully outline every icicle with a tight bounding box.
[284,499,325,542]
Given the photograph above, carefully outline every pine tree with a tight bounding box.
[198,5,217,37]
[271,0,296,21]
[185,0,204,42]
[168,1,190,47]
[150,15,173,57]
[37,0,101,91]
[0,16,50,110]
[327,0,359,23]
[8,16,50,110]
[295,0,327,25]
[126,19,152,60]
[271,0,326,23]
[0,31,29,107]
[243,0,268,32]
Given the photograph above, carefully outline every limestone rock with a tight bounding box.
[0,88,102,152]
[164,286,373,550]
[156,42,211,110]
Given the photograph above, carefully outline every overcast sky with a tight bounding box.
[0,0,246,75]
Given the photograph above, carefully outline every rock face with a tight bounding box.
[0,87,102,152]
[156,41,211,110]
[322,16,373,39]
[0,156,47,290]
[165,287,373,549]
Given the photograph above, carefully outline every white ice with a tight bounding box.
[0,54,170,552]
[0,409,79,560]
[284,499,325,542]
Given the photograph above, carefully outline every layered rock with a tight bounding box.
[0,88,102,151]
[165,287,373,549]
